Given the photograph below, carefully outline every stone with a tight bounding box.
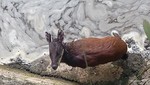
[0,65,78,85]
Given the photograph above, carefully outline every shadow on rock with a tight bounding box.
[112,53,147,85]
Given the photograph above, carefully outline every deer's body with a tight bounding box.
[62,36,127,68]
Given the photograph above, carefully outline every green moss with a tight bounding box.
[143,20,150,41]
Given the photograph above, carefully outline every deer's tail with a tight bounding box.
[111,30,121,39]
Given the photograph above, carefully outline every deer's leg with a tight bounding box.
[75,52,88,68]
[45,32,51,42]
[79,52,88,68]
[82,52,88,68]
[121,53,128,60]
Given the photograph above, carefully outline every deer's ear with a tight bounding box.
[45,32,51,42]
[57,30,64,42]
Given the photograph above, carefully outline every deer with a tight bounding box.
[46,27,128,70]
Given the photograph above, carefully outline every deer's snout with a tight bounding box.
[51,64,58,70]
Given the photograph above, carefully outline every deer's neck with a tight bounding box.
[61,43,78,67]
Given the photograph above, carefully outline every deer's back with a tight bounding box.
[66,36,127,66]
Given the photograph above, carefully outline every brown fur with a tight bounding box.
[63,36,127,67]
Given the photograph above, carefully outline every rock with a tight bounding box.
[0,65,78,85]
[0,0,149,66]
[18,53,146,84]
[28,55,50,74]
[80,27,91,38]
[144,38,150,50]
[24,55,123,83]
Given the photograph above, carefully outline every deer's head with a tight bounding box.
[46,30,64,70]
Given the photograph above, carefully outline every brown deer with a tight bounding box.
[46,28,128,70]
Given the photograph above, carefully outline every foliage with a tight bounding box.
[143,20,150,41]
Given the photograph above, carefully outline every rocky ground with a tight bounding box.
[0,65,78,85]
[3,53,150,85]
